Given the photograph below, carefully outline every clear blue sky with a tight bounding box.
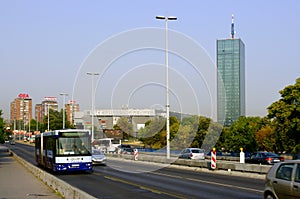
[1,0,299,120]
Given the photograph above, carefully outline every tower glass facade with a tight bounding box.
[217,38,245,126]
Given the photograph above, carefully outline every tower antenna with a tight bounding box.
[231,14,235,39]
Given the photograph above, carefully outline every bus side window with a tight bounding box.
[57,139,67,155]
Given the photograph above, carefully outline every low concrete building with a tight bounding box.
[74,109,158,139]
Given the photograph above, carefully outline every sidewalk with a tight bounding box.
[0,145,61,199]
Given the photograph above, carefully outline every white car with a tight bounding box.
[178,148,205,160]
[92,149,107,165]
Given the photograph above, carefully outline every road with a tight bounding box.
[7,142,264,199]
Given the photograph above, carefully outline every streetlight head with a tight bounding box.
[156,15,166,20]
[167,16,177,20]
[87,72,99,76]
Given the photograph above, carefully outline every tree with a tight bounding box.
[138,116,179,149]
[26,119,42,132]
[0,110,5,143]
[138,117,166,148]
[267,78,300,152]
[201,121,223,152]
[191,116,212,148]
[221,116,263,152]
[114,117,134,139]
[172,124,195,149]
[174,115,207,149]
[42,109,73,132]
[256,125,276,152]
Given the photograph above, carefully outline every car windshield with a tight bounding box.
[93,150,103,155]
[264,152,277,157]
[191,149,204,153]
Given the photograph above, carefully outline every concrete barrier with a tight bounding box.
[108,153,272,174]
[10,150,96,199]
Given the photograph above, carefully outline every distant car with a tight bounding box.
[92,149,107,165]
[121,148,134,155]
[117,145,135,155]
[178,148,205,160]
[246,152,284,165]
[264,160,300,199]
[293,154,300,160]
[9,140,15,145]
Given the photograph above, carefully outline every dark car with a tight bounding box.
[120,147,134,155]
[293,154,300,160]
[264,160,300,199]
[246,152,284,165]
[9,139,15,145]
[117,144,135,155]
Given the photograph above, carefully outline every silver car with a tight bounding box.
[178,148,205,160]
[264,160,300,199]
[92,149,107,165]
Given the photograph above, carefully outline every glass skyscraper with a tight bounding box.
[217,38,245,126]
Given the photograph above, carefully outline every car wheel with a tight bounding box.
[265,193,275,199]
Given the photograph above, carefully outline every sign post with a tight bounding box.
[211,148,216,170]
[240,148,245,163]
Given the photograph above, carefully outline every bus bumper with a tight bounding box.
[55,163,93,171]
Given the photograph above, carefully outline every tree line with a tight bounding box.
[0,108,74,143]
[1,78,299,153]
[115,77,300,154]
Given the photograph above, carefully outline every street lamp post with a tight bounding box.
[156,15,177,159]
[87,72,99,142]
[47,103,50,131]
[60,93,68,129]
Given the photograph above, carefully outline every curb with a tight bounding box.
[10,150,96,199]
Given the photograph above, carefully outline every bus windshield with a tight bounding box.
[57,137,91,155]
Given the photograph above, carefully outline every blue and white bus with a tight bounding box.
[35,129,93,172]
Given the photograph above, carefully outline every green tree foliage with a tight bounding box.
[139,115,222,151]
[42,109,73,132]
[267,78,300,152]
[255,125,276,152]
[139,117,166,148]
[139,116,179,149]
[0,110,12,143]
[114,117,134,139]
[190,116,212,148]
[172,124,195,149]
[201,121,223,152]
[170,116,180,141]
[26,119,42,132]
[220,116,263,152]
[0,110,5,143]
[75,77,300,153]
[172,115,208,149]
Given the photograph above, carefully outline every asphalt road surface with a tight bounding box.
[7,142,265,199]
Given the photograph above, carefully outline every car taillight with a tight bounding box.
[280,157,284,161]
[190,153,193,157]
[265,157,272,161]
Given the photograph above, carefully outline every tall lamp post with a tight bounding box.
[47,103,50,131]
[156,15,177,159]
[60,93,68,129]
[87,72,99,142]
